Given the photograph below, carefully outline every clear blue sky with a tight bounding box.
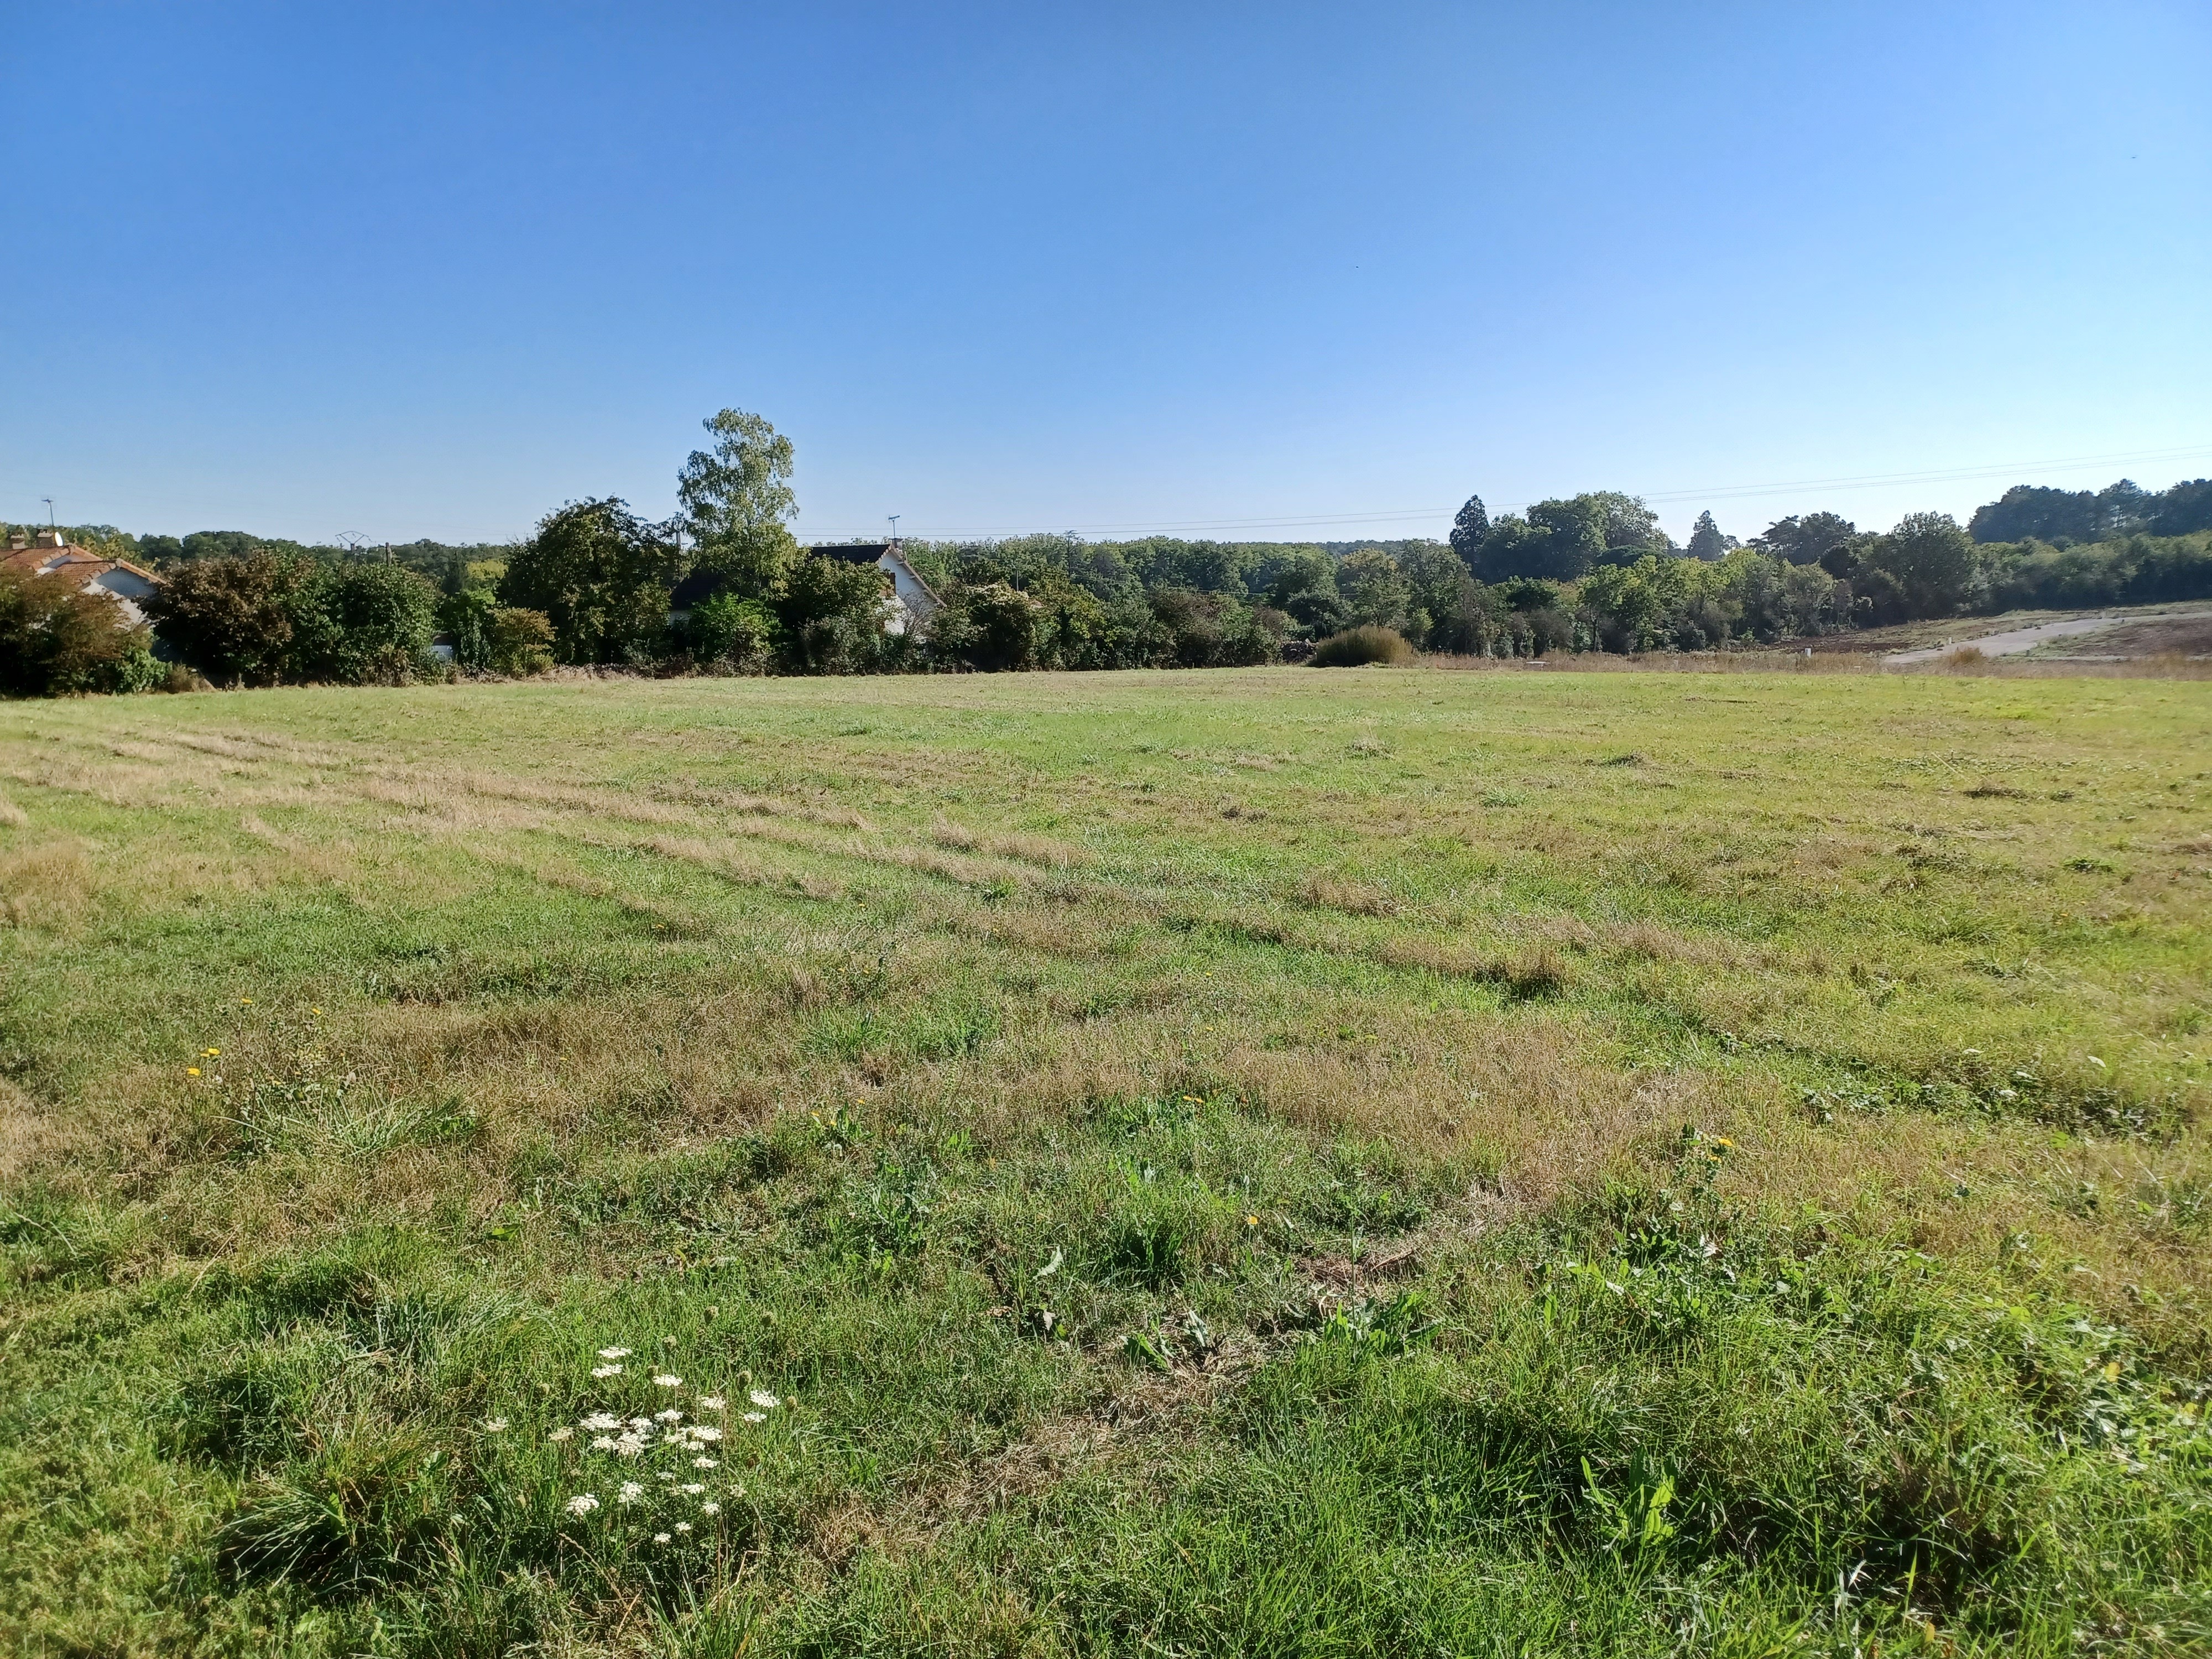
[7,2,2208,547]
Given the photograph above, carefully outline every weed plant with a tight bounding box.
[1310,625,1415,667]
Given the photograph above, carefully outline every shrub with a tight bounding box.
[941,583,1039,672]
[486,608,555,676]
[0,569,163,696]
[686,589,780,670]
[437,587,495,670]
[1310,625,1413,667]
[296,563,440,685]
[145,550,314,686]
[777,552,891,675]
[145,553,441,686]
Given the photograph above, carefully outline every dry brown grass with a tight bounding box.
[1297,869,1398,916]
[0,839,94,928]
[929,818,1092,868]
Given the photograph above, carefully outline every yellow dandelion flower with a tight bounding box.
[1245,1214,1259,1228]
[204,1048,221,1057]
[186,1066,201,1077]
[241,997,253,1005]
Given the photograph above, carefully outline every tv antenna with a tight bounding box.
[337,531,370,557]
[887,514,900,546]
[41,497,55,528]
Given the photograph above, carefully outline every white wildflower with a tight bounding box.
[580,1413,622,1432]
[617,1481,645,1505]
[693,1456,718,1469]
[591,1436,617,1452]
[674,1521,692,1533]
[591,1364,623,1379]
[547,1426,574,1443]
[700,1500,720,1515]
[654,1374,682,1388]
[598,1347,632,1359]
[482,1417,508,1433]
[681,1483,705,1495]
[742,1412,765,1425]
[629,1417,653,1430]
[654,1408,683,1423]
[653,1531,671,1545]
[748,1390,779,1410]
[697,1395,726,1411]
[688,1425,723,1442]
[565,1494,599,1516]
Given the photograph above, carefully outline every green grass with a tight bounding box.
[2,665,2209,1656]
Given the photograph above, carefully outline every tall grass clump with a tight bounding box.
[1309,625,1414,667]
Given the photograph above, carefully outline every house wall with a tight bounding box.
[880,552,939,624]
[90,569,158,627]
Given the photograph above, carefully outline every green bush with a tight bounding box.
[438,587,495,670]
[0,569,163,696]
[776,553,892,675]
[145,552,440,686]
[686,589,780,669]
[1310,624,1414,666]
[487,608,555,676]
[296,562,440,685]
[144,550,313,685]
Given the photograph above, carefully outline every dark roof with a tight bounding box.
[669,569,729,608]
[670,545,902,609]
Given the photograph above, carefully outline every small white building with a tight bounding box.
[3,530,162,624]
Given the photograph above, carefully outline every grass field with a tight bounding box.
[3,666,2209,1657]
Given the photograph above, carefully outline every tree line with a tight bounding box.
[6,414,2210,694]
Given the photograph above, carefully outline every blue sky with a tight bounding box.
[7,2,2208,547]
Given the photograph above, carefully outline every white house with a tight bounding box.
[811,542,941,634]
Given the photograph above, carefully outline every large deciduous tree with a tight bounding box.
[1334,549,1410,633]
[678,409,801,599]
[1755,512,1858,566]
[1867,512,1979,617]
[498,498,674,664]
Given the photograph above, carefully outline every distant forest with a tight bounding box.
[8,418,2211,693]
